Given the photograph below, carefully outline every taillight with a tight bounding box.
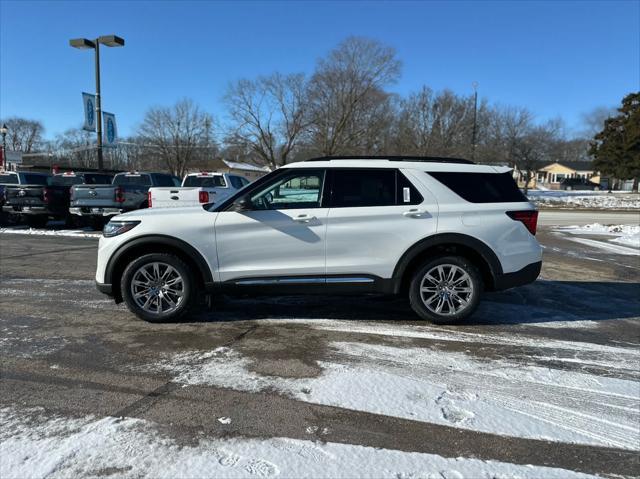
[148,191,152,208]
[507,210,538,235]
[43,187,52,204]
[199,191,209,203]
[115,187,125,203]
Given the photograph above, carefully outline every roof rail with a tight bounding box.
[304,155,474,164]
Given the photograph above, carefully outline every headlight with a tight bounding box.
[103,220,140,237]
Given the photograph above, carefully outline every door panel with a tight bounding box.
[214,209,328,282]
[214,168,328,282]
[325,169,438,279]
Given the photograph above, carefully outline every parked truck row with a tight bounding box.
[1,170,250,229]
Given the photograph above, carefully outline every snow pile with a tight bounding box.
[555,223,640,250]
[148,340,640,450]
[0,226,101,238]
[528,191,640,210]
[0,407,597,479]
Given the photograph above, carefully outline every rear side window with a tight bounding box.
[183,175,226,187]
[0,173,19,184]
[330,169,423,207]
[113,174,152,186]
[23,174,49,185]
[228,176,247,189]
[330,169,396,207]
[428,171,527,203]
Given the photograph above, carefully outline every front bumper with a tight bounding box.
[70,207,123,217]
[493,261,542,291]
[2,205,50,215]
[96,281,113,296]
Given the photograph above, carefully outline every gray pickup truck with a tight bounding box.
[69,172,180,228]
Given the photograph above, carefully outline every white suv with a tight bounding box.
[96,157,542,324]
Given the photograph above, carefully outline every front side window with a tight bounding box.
[249,170,325,210]
[330,169,396,207]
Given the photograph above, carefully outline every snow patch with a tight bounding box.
[147,339,639,450]
[0,226,101,238]
[0,407,598,479]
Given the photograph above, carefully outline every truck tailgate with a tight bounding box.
[149,187,202,208]
[5,185,45,207]
[71,185,117,207]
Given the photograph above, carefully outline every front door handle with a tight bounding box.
[293,214,316,223]
[403,208,427,217]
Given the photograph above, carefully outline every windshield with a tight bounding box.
[0,173,19,184]
[183,175,227,187]
[113,174,152,186]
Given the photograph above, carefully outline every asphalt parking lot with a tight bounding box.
[1,212,639,478]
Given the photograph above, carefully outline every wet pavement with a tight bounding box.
[1,225,639,477]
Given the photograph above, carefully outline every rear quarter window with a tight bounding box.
[428,171,527,203]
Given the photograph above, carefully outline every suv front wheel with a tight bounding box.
[121,253,196,322]
[409,256,482,324]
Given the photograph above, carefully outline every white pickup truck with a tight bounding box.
[148,172,250,208]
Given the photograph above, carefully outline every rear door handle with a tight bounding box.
[293,214,316,223]
[403,209,427,217]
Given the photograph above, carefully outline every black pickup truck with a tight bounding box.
[69,171,180,229]
[3,171,113,227]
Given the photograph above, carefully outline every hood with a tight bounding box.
[114,205,208,221]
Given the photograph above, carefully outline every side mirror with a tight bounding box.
[233,197,252,212]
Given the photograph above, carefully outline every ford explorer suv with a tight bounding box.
[148,172,250,208]
[70,172,180,229]
[95,156,542,324]
[3,171,114,227]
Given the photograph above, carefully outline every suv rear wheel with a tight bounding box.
[121,253,196,322]
[408,256,482,324]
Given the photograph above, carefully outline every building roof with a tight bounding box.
[542,160,596,172]
[222,160,271,172]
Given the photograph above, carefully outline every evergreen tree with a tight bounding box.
[589,92,640,191]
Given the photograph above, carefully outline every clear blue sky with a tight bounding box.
[1,0,638,139]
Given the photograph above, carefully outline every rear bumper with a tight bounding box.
[70,207,123,217]
[493,261,541,291]
[2,205,50,215]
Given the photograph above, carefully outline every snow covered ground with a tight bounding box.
[528,190,640,210]
[554,223,640,252]
[144,330,639,452]
[0,407,599,479]
[0,225,101,238]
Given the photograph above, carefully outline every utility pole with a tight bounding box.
[471,81,479,161]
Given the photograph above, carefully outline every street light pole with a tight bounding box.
[471,82,478,162]
[70,35,124,172]
[0,124,7,171]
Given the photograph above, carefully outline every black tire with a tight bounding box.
[89,217,107,231]
[121,253,197,323]
[408,255,482,324]
[26,216,48,228]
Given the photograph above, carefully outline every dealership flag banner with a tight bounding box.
[103,112,118,147]
[82,92,96,132]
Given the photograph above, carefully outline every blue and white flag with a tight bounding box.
[103,112,118,147]
[82,92,96,132]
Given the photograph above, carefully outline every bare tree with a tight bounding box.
[1,117,45,152]
[513,121,561,193]
[306,36,401,155]
[224,73,308,169]
[138,99,215,177]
